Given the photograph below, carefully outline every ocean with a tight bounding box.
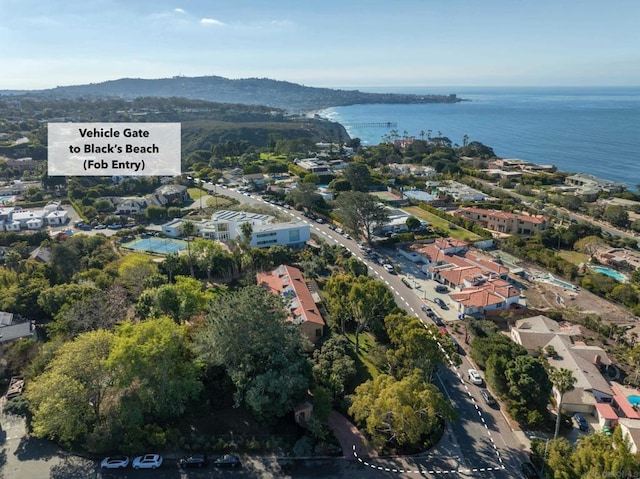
[320,87,640,189]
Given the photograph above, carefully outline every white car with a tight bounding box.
[468,369,483,385]
[100,456,130,469]
[132,454,163,469]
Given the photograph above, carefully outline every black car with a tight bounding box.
[178,454,208,468]
[432,315,444,327]
[214,454,241,468]
[520,461,539,479]
[434,297,448,309]
[573,412,590,432]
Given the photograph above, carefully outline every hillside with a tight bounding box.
[0,75,461,113]
[0,96,349,154]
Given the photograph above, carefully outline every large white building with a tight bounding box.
[0,203,68,232]
[162,210,310,249]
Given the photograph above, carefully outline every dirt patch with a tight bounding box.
[518,274,637,329]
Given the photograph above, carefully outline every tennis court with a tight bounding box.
[121,237,187,254]
[369,190,402,201]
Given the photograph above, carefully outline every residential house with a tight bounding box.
[257,265,325,344]
[565,173,626,197]
[0,311,36,344]
[410,237,469,271]
[149,184,189,206]
[373,208,412,236]
[115,197,148,215]
[511,315,613,413]
[618,419,640,454]
[435,181,489,202]
[593,246,640,272]
[486,158,556,174]
[295,158,333,174]
[46,209,69,226]
[448,278,521,317]
[29,246,52,263]
[453,207,549,235]
[220,168,243,186]
[242,173,266,190]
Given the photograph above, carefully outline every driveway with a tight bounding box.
[327,411,376,459]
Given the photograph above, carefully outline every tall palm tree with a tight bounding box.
[179,220,197,277]
[550,367,577,439]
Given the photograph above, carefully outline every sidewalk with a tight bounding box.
[327,410,377,459]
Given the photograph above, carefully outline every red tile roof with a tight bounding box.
[256,265,324,326]
[612,383,640,420]
[457,207,548,225]
[596,402,619,421]
[449,278,520,308]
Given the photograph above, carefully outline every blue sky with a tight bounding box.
[1,0,639,89]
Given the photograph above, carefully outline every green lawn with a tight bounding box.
[187,187,207,200]
[345,332,380,382]
[404,206,482,241]
[206,196,234,208]
[259,152,288,161]
[558,250,589,265]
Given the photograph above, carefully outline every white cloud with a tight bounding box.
[174,8,186,14]
[200,18,225,26]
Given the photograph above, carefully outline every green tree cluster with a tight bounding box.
[26,317,202,453]
[349,371,454,452]
[193,286,311,422]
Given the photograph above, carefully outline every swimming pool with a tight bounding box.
[628,395,640,407]
[0,195,15,203]
[547,274,579,292]
[590,265,627,282]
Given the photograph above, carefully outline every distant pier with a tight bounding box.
[349,121,398,128]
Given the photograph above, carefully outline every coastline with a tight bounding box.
[315,87,639,189]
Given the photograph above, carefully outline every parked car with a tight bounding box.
[520,461,539,479]
[434,297,448,309]
[468,369,483,385]
[435,284,449,293]
[449,336,465,354]
[480,389,497,407]
[432,315,444,327]
[573,412,589,431]
[100,456,130,469]
[214,454,241,468]
[401,277,412,288]
[178,454,209,468]
[421,305,433,315]
[384,263,396,274]
[132,454,163,469]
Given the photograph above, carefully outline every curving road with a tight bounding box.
[228,190,531,478]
